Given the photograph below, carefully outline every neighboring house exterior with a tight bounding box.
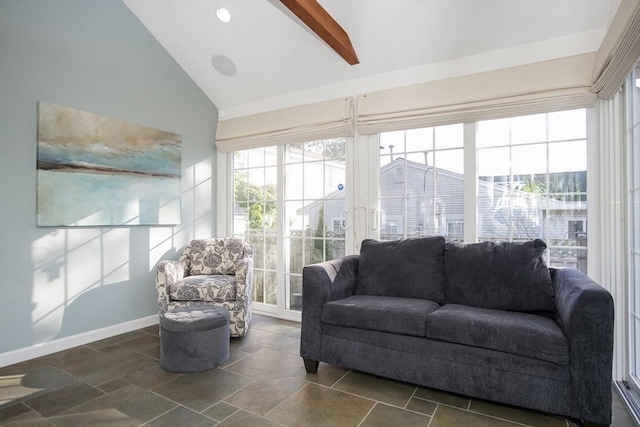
[300,158,587,269]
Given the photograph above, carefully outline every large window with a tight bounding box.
[229,109,589,316]
[477,110,588,270]
[233,147,278,305]
[232,139,348,314]
[376,109,587,271]
[378,125,464,242]
[284,140,347,310]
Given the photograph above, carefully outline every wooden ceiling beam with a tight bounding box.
[280,0,359,65]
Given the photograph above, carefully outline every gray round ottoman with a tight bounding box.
[159,306,230,373]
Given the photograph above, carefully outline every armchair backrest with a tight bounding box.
[179,238,253,276]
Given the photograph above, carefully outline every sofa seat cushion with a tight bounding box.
[426,304,568,365]
[355,237,445,303]
[444,239,554,312]
[322,295,440,337]
[170,275,237,303]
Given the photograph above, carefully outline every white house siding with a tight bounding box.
[300,158,587,270]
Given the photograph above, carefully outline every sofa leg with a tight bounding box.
[303,358,319,373]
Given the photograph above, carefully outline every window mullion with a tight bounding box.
[276,145,286,317]
[464,122,477,243]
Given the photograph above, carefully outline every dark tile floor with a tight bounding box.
[0,314,635,426]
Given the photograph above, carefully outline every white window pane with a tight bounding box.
[511,144,547,175]
[478,147,510,176]
[282,138,349,312]
[234,171,248,202]
[477,109,587,272]
[287,275,303,310]
[380,159,405,193]
[249,234,264,268]
[234,151,247,169]
[327,239,345,259]
[287,238,303,273]
[286,143,305,164]
[380,131,405,154]
[435,149,464,175]
[477,118,509,148]
[407,151,427,165]
[435,124,463,149]
[325,199,346,237]
[248,169,265,199]
[325,161,345,197]
[265,271,277,305]
[253,270,264,303]
[511,114,546,144]
[379,199,405,236]
[286,200,305,230]
[549,140,586,173]
[406,127,433,152]
[380,155,392,167]
[378,125,464,244]
[265,233,277,270]
[285,163,303,199]
[424,151,434,167]
[307,202,324,238]
[304,162,325,199]
[548,109,586,141]
[321,138,345,161]
[247,148,265,168]
[265,166,277,188]
[302,141,326,161]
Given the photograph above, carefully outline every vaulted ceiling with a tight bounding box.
[123,0,621,119]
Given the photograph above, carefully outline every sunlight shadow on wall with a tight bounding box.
[31,228,131,343]
[28,157,214,346]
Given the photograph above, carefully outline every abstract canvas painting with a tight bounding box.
[37,101,182,226]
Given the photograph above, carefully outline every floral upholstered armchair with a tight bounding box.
[156,238,254,337]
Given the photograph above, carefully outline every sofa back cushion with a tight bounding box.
[183,238,251,276]
[444,239,554,312]
[355,237,445,303]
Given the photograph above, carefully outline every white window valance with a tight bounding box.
[356,53,597,135]
[215,97,354,153]
[591,0,640,99]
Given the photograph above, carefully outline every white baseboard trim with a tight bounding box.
[0,315,159,368]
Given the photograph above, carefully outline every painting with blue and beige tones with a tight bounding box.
[37,101,182,226]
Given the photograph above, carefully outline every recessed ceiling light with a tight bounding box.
[216,7,231,23]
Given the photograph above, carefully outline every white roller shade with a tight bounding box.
[216,97,354,152]
[591,0,640,99]
[357,53,597,135]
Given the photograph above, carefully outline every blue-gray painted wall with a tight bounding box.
[0,0,218,354]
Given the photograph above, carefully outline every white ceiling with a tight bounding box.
[123,0,621,119]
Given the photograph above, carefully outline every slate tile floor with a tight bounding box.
[0,314,635,427]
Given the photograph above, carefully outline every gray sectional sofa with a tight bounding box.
[300,237,614,426]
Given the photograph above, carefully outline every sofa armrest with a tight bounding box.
[156,260,185,312]
[300,255,359,361]
[235,257,254,305]
[552,267,614,424]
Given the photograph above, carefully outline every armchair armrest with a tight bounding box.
[234,256,254,305]
[156,260,185,312]
[552,267,614,424]
[300,255,359,362]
